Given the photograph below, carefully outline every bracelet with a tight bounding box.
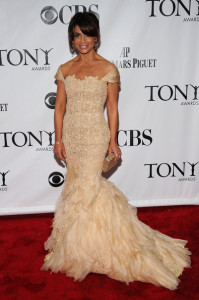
[54,140,63,146]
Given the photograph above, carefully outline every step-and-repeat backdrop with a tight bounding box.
[1,0,199,215]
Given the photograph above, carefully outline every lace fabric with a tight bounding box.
[54,64,121,85]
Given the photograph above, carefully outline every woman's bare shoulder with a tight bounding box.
[60,58,77,76]
[96,54,116,72]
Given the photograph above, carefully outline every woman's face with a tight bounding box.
[73,25,96,54]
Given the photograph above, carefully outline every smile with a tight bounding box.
[79,45,89,49]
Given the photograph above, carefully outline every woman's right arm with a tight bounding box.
[54,80,67,162]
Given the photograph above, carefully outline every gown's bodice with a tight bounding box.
[53,64,121,171]
[54,64,121,115]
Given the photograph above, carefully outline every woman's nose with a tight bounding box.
[81,34,85,42]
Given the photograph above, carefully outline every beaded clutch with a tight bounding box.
[102,152,119,172]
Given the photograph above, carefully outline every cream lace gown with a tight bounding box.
[41,64,191,290]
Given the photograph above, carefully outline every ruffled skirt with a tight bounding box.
[41,168,191,290]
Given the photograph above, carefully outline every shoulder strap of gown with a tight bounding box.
[54,65,65,83]
[102,65,120,86]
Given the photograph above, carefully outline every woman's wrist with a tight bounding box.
[54,140,63,145]
[110,137,117,144]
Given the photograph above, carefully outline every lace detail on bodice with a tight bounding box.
[54,64,120,115]
[54,63,120,84]
[52,63,120,174]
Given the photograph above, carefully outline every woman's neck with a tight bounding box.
[76,49,97,63]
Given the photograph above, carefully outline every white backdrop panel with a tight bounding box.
[0,0,198,215]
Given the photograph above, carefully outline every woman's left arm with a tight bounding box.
[106,82,122,161]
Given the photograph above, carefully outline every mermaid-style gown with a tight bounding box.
[41,64,191,290]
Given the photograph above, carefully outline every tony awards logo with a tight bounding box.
[0,170,10,191]
[0,48,53,70]
[0,130,55,151]
[145,84,199,105]
[146,0,199,22]
[144,161,199,181]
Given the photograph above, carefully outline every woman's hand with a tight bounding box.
[54,142,67,162]
[108,140,122,161]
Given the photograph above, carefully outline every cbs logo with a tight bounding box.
[44,92,57,109]
[48,171,65,187]
[41,5,99,25]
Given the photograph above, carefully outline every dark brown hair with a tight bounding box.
[68,12,100,52]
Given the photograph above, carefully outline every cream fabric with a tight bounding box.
[41,64,191,290]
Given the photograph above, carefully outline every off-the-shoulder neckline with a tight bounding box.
[59,64,117,82]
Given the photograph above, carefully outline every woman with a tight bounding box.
[41,12,191,290]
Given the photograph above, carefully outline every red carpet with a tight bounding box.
[0,205,198,300]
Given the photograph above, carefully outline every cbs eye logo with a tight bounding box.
[41,5,99,25]
[44,92,56,109]
[48,172,65,187]
[41,6,58,25]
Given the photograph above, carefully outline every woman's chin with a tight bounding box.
[77,47,94,54]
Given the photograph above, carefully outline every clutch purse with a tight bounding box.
[102,152,119,172]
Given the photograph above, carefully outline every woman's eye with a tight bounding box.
[73,33,91,39]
